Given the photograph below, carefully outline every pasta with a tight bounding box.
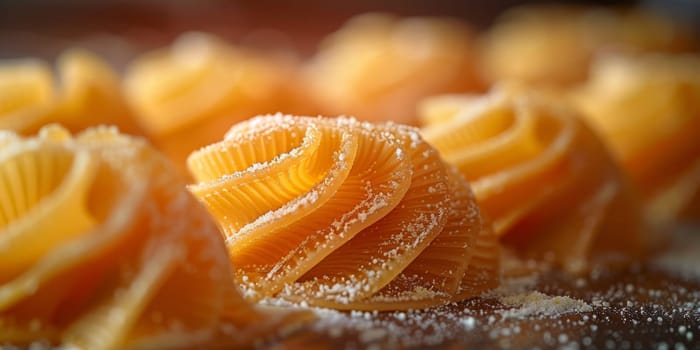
[420,86,651,273]
[572,54,700,221]
[0,125,309,350]
[481,5,696,87]
[0,49,140,135]
[304,13,484,126]
[187,114,499,310]
[123,32,302,170]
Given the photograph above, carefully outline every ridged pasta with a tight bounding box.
[0,125,310,350]
[420,86,651,273]
[187,114,499,310]
[572,54,700,221]
[481,5,696,87]
[303,13,484,126]
[124,32,302,169]
[0,49,140,135]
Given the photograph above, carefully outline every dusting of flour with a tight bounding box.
[498,291,593,318]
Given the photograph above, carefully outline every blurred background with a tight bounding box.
[0,0,697,66]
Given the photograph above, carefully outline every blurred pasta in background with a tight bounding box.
[420,86,652,273]
[304,13,485,126]
[123,32,305,170]
[0,49,141,136]
[572,53,700,222]
[480,5,697,87]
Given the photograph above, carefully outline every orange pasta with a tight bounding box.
[572,54,700,221]
[187,114,499,310]
[124,33,303,170]
[481,6,696,87]
[420,86,651,273]
[0,125,309,350]
[0,49,140,136]
[304,13,484,126]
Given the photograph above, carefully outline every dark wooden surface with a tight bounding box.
[265,230,700,349]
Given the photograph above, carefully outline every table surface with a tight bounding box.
[263,229,700,349]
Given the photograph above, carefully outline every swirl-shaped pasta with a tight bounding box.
[303,13,484,126]
[0,125,309,350]
[124,33,301,169]
[0,49,140,136]
[420,86,650,273]
[481,5,696,87]
[187,114,499,310]
[572,54,700,221]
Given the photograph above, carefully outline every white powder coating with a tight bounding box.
[365,284,450,304]
[234,116,493,313]
[498,291,593,318]
[460,316,477,330]
[210,123,316,184]
[268,265,697,349]
[0,130,20,147]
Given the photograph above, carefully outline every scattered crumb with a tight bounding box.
[498,291,592,318]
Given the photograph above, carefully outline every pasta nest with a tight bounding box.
[0,50,139,135]
[0,125,308,350]
[573,54,700,221]
[420,86,651,273]
[187,114,500,310]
